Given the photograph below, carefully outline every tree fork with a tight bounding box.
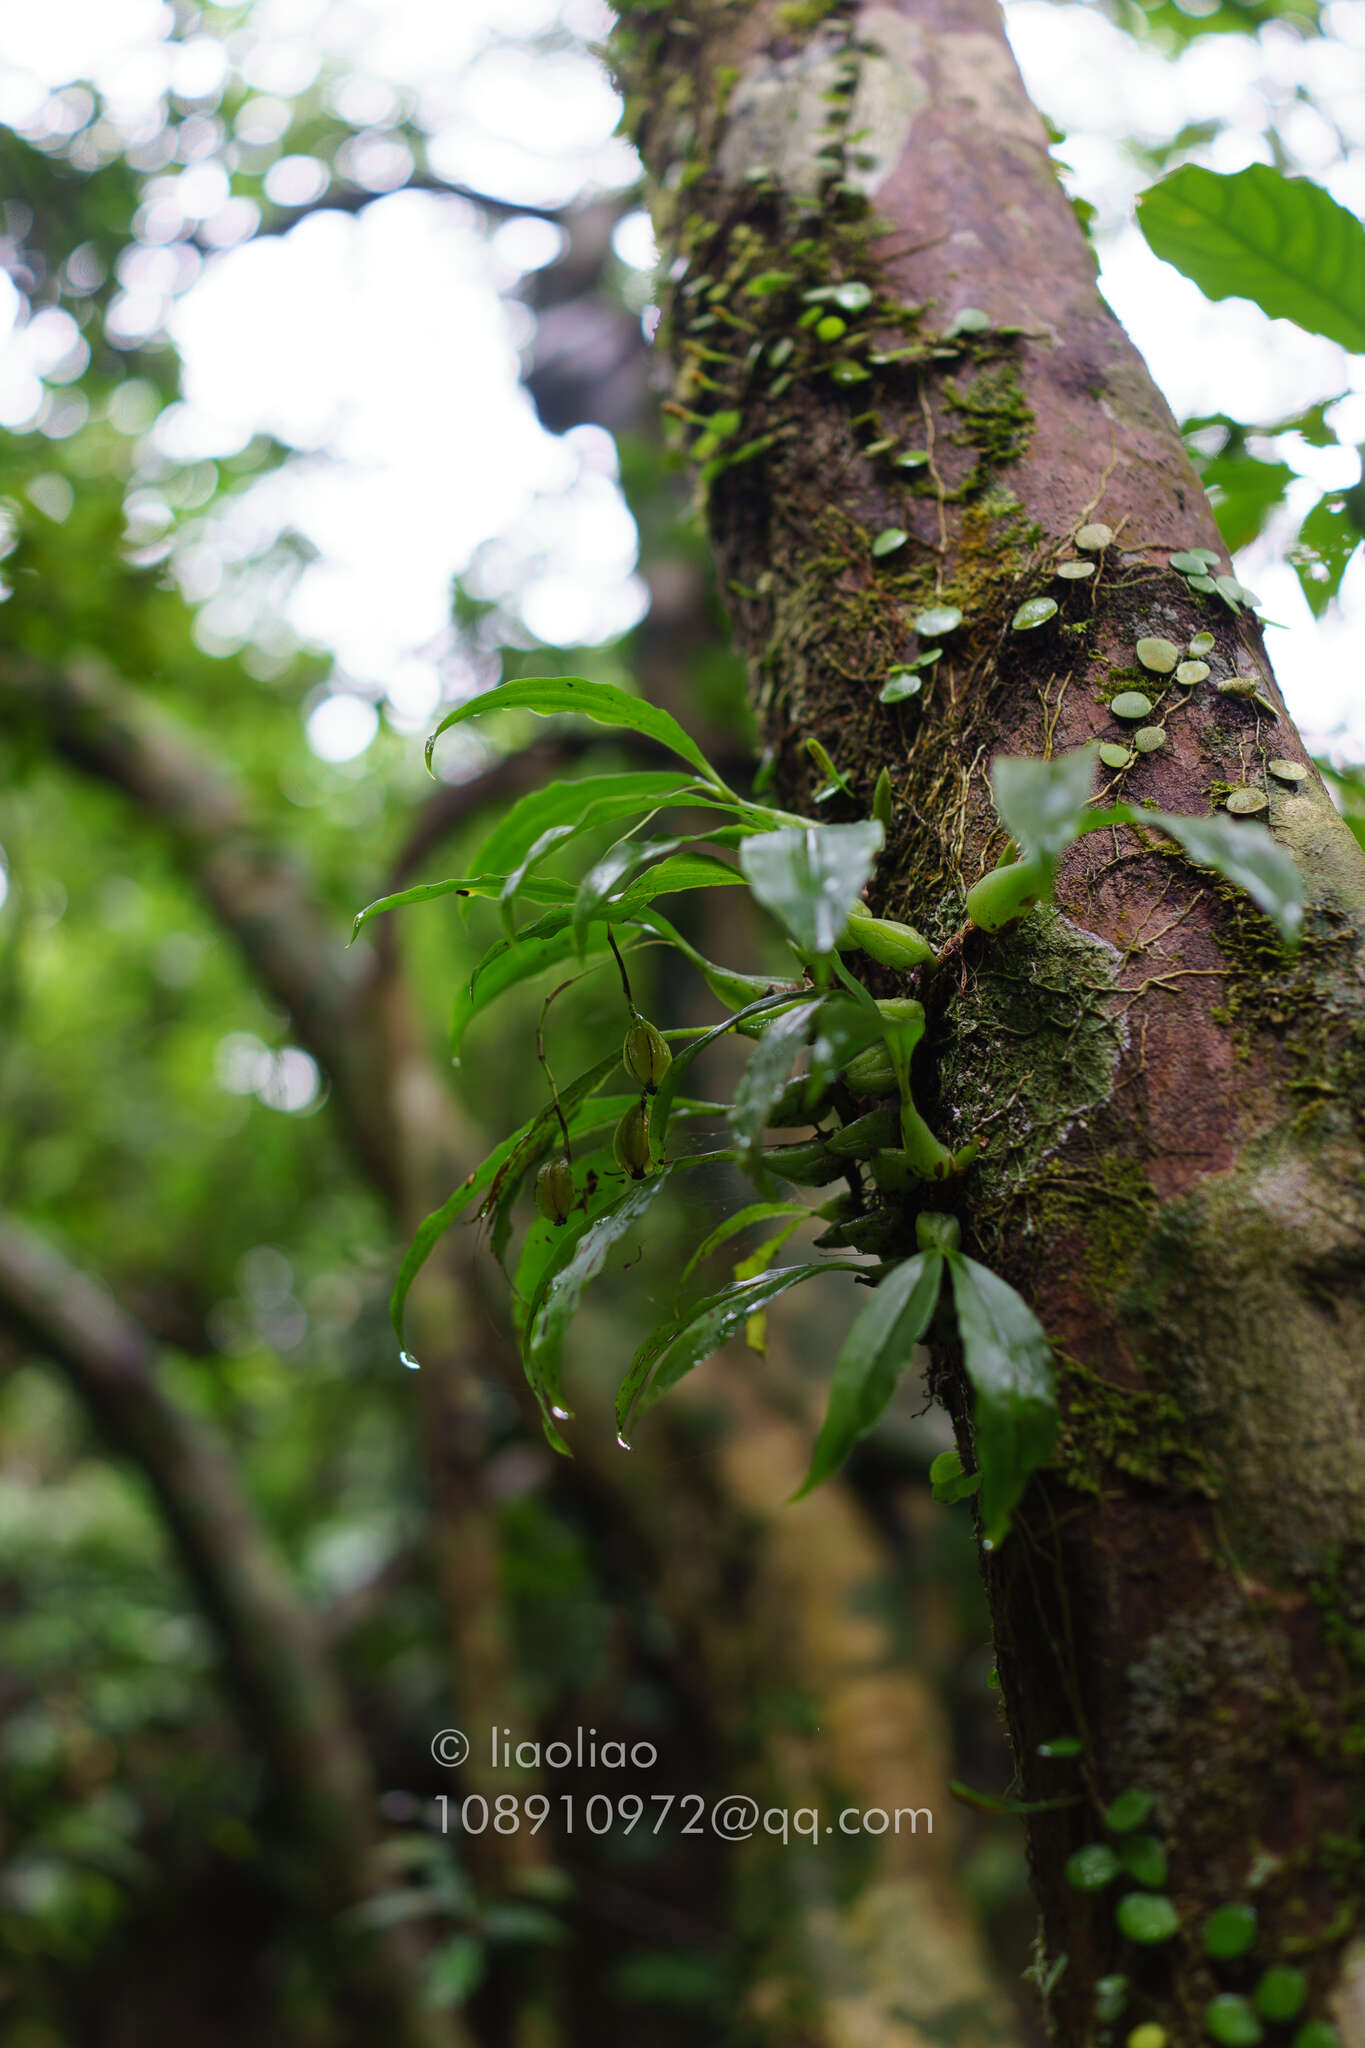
[616,1,1365,2040]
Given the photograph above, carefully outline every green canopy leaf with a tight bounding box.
[739,821,884,956]
[426,676,727,788]
[1138,165,1365,354]
[946,1252,1057,1544]
[795,1252,945,1496]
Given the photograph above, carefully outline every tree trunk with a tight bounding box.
[617,1,1365,2040]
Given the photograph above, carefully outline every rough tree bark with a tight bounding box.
[615,1,1365,2041]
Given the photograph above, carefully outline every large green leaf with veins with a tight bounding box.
[1138,165,1365,353]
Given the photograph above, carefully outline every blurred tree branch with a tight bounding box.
[0,1207,467,2048]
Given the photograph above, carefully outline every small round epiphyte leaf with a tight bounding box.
[1116,1892,1179,1945]
[1096,1977,1130,2023]
[1292,2024,1341,2048]
[896,449,929,468]
[880,669,924,705]
[816,313,848,342]
[1188,547,1221,565]
[1136,636,1180,673]
[1253,1969,1306,2023]
[1056,559,1096,579]
[1119,1833,1167,1888]
[1100,742,1134,769]
[1187,573,1218,593]
[915,604,963,636]
[1076,522,1114,550]
[1176,660,1210,685]
[1012,596,1058,630]
[1067,1843,1122,1891]
[1111,691,1154,721]
[1037,1734,1083,1758]
[948,306,990,334]
[830,359,870,383]
[1105,1788,1154,1832]
[1205,1996,1263,2047]
[1203,1903,1257,1959]
[1169,550,1212,573]
[1188,631,1215,656]
[832,280,872,311]
[872,527,908,557]
[1129,2027,1167,2048]
[1225,786,1269,815]
[1134,726,1166,753]
[1268,759,1308,783]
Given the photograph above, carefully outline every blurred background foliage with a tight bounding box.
[0,1,1363,2044]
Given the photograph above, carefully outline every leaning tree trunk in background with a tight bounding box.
[615,1,1365,2040]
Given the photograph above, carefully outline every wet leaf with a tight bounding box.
[739,821,884,956]
[795,1252,945,1496]
[946,1252,1058,1544]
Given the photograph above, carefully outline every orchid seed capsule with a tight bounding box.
[612,1100,653,1179]
[535,1158,575,1226]
[623,1016,672,1092]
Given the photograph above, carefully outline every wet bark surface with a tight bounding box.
[615,0,1365,2038]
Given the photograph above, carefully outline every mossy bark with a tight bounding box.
[615,1,1365,2041]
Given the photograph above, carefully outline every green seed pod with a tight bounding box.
[763,1139,845,1185]
[844,907,935,969]
[535,1157,575,1226]
[826,1107,901,1158]
[842,1044,899,1096]
[612,1100,653,1179]
[623,1017,672,1092]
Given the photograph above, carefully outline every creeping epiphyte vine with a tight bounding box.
[357,667,1305,1540]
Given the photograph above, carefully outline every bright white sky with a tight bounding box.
[1,0,1363,763]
